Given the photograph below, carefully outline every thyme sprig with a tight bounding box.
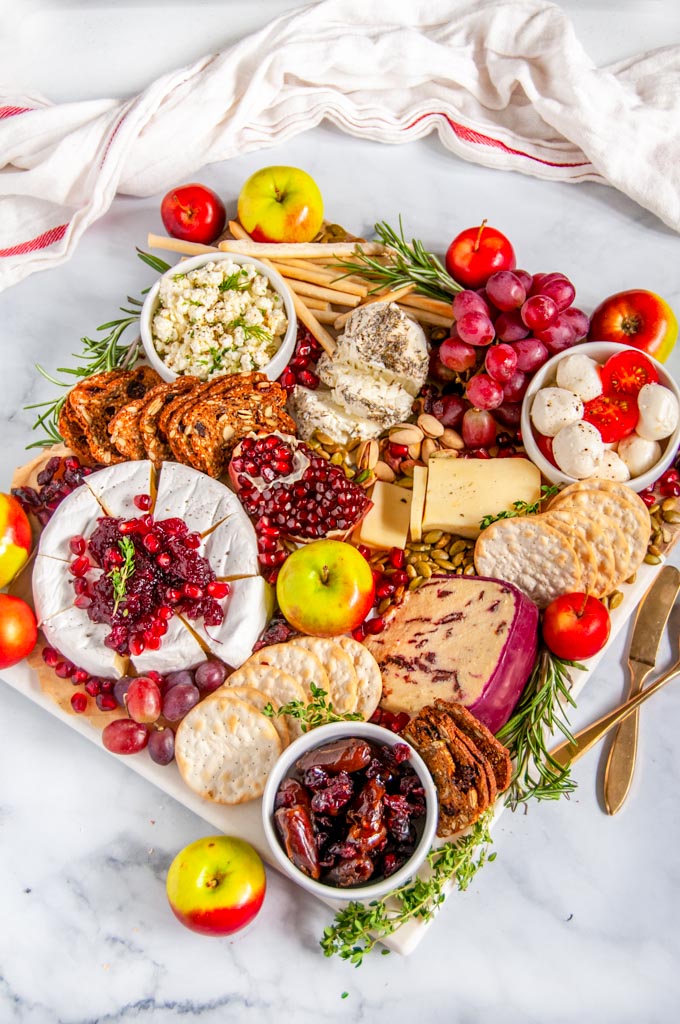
[108,537,136,615]
[479,484,560,530]
[334,217,461,302]
[497,649,584,809]
[263,682,363,733]
[320,812,495,966]
[24,250,170,449]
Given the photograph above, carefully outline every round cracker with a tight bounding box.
[474,516,582,609]
[288,637,358,714]
[225,664,307,739]
[223,684,290,749]
[175,694,281,804]
[542,510,615,598]
[245,643,329,700]
[336,636,383,720]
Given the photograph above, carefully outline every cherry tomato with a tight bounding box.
[534,430,557,467]
[600,349,659,396]
[160,183,227,245]
[582,394,639,443]
[542,593,610,660]
[445,221,516,289]
[0,594,37,669]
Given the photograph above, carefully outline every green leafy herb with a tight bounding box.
[108,537,136,615]
[334,217,461,302]
[263,682,363,733]
[24,250,170,449]
[218,269,249,292]
[497,648,584,809]
[479,484,560,530]
[225,315,271,344]
[321,812,494,966]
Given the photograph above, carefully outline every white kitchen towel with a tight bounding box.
[2,0,680,291]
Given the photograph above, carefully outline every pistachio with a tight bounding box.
[417,413,445,438]
[389,425,424,446]
[421,438,439,464]
[374,461,396,483]
[440,428,465,450]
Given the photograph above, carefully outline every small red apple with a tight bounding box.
[0,493,32,588]
[160,183,226,245]
[542,593,611,661]
[237,166,324,243]
[166,836,266,936]
[276,539,375,637]
[589,289,678,362]
[0,593,37,669]
[445,221,516,289]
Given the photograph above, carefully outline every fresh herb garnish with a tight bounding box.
[479,484,560,530]
[218,269,249,292]
[24,250,170,449]
[225,315,271,344]
[108,537,136,615]
[263,682,363,733]
[320,811,495,966]
[497,649,584,808]
[334,217,461,302]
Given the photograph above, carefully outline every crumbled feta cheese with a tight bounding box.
[151,260,287,381]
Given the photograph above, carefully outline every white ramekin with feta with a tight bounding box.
[140,252,296,383]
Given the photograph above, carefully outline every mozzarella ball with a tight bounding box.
[636,383,679,440]
[589,450,631,482]
[552,420,605,478]
[555,353,603,402]
[617,433,662,476]
[530,387,584,437]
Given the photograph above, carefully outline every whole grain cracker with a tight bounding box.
[175,694,282,804]
[245,643,329,700]
[336,636,383,720]
[474,516,581,608]
[288,637,359,714]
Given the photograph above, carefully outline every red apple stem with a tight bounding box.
[473,219,488,253]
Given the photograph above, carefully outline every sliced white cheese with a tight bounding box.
[36,483,102,561]
[410,465,428,542]
[84,460,155,519]
[130,615,206,675]
[201,513,259,578]
[319,362,415,428]
[40,604,126,678]
[154,461,243,536]
[358,481,412,550]
[32,554,76,624]
[287,386,383,444]
[423,456,541,538]
[185,576,273,668]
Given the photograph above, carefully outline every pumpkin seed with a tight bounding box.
[609,590,624,610]
[644,553,661,565]
[415,560,432,578]
[423,530,444,544]
[408,576,424,591]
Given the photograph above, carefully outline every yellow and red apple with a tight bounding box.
[0,594,37,669]
[166,836,266,936]
[237,166,324,243]
[276,539,375,637]
[589,289,677,362]
[0,493,32,589]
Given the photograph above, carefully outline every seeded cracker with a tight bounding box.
[288,637,359,715]
[474,517,582,608]
[175,694,282,804]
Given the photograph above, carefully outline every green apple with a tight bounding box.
[276,539,375,637]
[237,166,324,243]
[166,835,266,936]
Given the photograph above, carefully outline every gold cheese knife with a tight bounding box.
[602,564,680,814]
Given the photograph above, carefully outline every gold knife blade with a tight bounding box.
[602,563,680,815]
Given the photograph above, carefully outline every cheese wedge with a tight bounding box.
[409,465,428,542]
[358,481,412,550]
[422,456,541,539]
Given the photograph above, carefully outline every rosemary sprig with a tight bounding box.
[497,649,584,809]
[334,217,461,302]
[479,484,560,530]
[108,537,136,615]
[320,812,495,966]
[24,250,170,449]
[263,682,363,733]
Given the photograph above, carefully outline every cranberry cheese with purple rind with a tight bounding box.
[365,575,538,734]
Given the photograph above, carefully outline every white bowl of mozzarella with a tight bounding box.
[521,342,680,493]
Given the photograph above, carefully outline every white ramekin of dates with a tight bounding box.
[261,722,438,901]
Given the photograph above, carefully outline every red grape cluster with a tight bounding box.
[436,270,590,448]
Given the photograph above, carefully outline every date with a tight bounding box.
[296,738,372,775]
[274,805,321,880]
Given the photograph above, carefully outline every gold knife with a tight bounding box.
[602,564,680,814]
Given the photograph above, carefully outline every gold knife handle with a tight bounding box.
[550,660,680,768]
[602,660,651,815]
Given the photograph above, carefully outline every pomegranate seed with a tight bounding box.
[70,693,88,713]
[133,493,152,511]
[146,670,163,684]
[279,368,297,389]
[96,693,118,712]
[42,646,60,668]
[184,533,201,549]
[641,491,657,508]
[145,635,162,651]
[364,616,385,635]
[661,468,679,483]
[143,533,161,553]
[166,587,182,602]
[207,581,230,599]
[100,679,115,693]
[69,535,86,556]
[130,636,146,656]
[182,583,203,599]
[389,443,409,458]
[157,605,174,620]
[662,482,680,497]
[297,340,313,358]
[473,448,492,459]
[389,548,405,569]
[75,594,93,609]
[119,519,140,534]
[55,660,75,679]
[357,545,371,560]
[106,546,124,566]
[391,570,409,587]
[151,618,168,637]
[297,369,319,389]
[352,625,366,641]
[71,668,90,685]
[376,580,395,599]
[69,555,91,577]
[85,679,101,697]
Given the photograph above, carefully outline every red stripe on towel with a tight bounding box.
[0,223,69,258]
[0,105,34,119]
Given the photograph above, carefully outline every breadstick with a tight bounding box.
[218,239,390,259]
[397,305,453,328]
[270,261,369,297]
[147,233,218,256]
[333,283,417,331]
[399,294,455,318]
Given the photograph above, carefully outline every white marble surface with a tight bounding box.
[2,2,680,1021]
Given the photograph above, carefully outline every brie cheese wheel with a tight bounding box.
[32,459,269,678]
